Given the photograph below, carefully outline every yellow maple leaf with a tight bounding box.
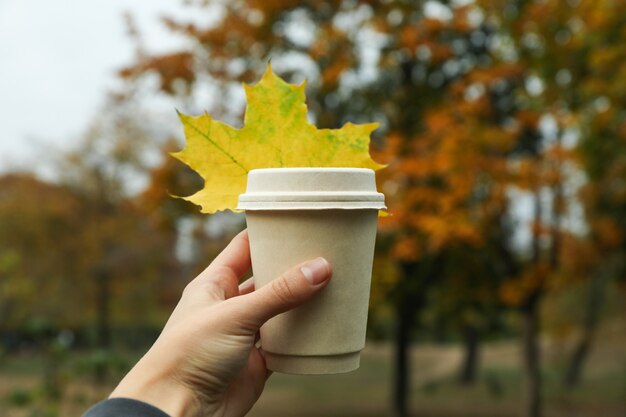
[173,65,385,213]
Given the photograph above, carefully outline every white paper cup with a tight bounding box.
[237,168,385,374]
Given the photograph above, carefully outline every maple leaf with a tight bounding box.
[173,65,385,213]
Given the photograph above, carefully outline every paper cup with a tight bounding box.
[237,168,385,374]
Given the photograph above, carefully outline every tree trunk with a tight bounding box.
[93,267,112,384]
[563,266,610,387]
[96,268,111,350]
[392,298,415,417]
[519,190,544,417]
[458,324,480,385]
[391,259,440,417]
[564,330,591,388]
[521,295,542,417]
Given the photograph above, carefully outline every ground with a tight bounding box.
[1,321,624,417]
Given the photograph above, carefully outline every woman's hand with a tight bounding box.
[109,230,332,417]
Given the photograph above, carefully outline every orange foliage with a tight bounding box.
[500,263,550,307]
[120,52,195,94]
[392,235,421,263]
[120,0,626,308]
[592,217,625,250]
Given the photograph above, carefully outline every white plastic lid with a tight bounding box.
[237,168,386,210]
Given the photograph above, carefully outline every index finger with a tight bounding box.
[207,229,251,279]
[188,229,251,301]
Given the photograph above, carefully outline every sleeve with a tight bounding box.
[82,397,171,417]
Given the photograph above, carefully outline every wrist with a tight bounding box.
[110,355,199,417]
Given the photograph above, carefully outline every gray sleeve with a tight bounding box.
[83,398,171,417]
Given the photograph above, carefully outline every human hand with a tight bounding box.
[109,230,332,417]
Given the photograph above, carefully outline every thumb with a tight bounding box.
[230,257,332,329]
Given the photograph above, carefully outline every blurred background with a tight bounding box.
[0,1,624,416]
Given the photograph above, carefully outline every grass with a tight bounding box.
[247,337,626,417]
[1,326,624,417]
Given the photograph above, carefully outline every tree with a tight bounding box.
[0,169,176,343]
[0,175,86,331]
[56,92,181,350]
[559,0,626,387]
[117,1,622,416]
[0,89,181,353]
[471,0,626,413]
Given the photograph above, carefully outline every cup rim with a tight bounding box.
[238,167,386,210]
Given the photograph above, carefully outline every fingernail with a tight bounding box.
[301,258,331,285]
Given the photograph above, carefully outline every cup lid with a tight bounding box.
[237,168,386,211]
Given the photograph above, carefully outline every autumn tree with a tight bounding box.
[474,1,626,415]
[0,250,26,334]
[556,0,626,387]
[117,1,622,417]
[53,91,179,351]
[0,175,87,332]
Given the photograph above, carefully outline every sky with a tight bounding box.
[0,0,191,174]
